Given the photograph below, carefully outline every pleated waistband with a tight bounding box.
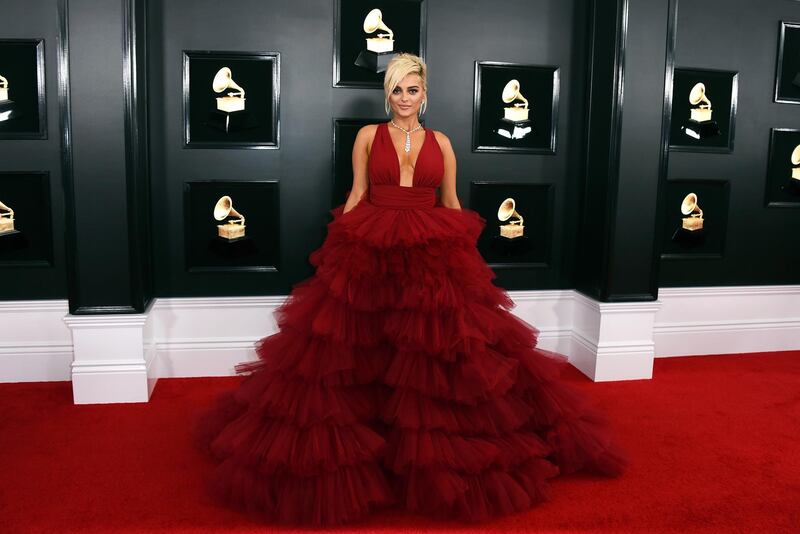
[369,185,436,209]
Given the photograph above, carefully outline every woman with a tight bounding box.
[196,53,626,526]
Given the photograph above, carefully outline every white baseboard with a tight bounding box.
[64,313,156,404]
[154,337,259,377]
[501,290,574,356]
[150,291,577,378]
[571,294,660,381]
[2,286,799,389]
[654,286,800,357]
[0,300,73,382]
[150,296,282,377]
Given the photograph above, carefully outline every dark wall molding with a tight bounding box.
[575,0,630,302]
[0,38,47,140]
[577,0,675,302]
[58,0,79,306]
[598,0,629,301]
[58,0,152,314]
[122,0,153,313]
[649,0,679,294]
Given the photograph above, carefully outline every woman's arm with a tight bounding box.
[435,131,462,210]
[343,125,375,214]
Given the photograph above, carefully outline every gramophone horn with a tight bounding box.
[363,8,393,39]
[502,79,528,108]
[498,198,515,220]
[212,67,245,97]
[214,195,233,221]
[502,80,520,103]
[680,192,701,217]
[689,82,710,107]
[212,68,232,93]
[791,144,800,166]
[497,197,524,225]
[214,196,232,220]
[218,196,243,224]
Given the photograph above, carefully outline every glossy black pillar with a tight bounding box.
[60,0,152,314]
[575,0,676,302]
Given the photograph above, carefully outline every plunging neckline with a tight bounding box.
[386,122,428,188]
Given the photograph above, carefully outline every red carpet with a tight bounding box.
[1,351,798,533]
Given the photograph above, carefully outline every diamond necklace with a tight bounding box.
[390,120,423,153]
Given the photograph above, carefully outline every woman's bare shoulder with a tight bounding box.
[356,123,380,138]
[353,123,380,150]
[432,130,453,150]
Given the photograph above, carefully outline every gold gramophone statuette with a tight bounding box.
[213,195,246,240]
[502,79,529,122]
[363,8,394,53]
[0,200,15,235]
[791,145,800,181]
[0,74,9,102]
[689,82,712,123]
[213,67,246,113]
[680,193,703,231]
[498,197,524,239]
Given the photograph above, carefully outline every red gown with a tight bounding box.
[195,122,627,525]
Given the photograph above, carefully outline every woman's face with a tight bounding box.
[388,73,426,120]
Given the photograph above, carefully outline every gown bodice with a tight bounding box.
[367,122,444,209]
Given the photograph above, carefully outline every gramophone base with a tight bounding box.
[490,234,533,257]
[499,224,524,239]
[682,119,720,140]
[354,50,394,73]
[681,217,704,231]
[0,99,19,122]
[217,223,246,240]
[671,227,706,247]
[0,230,27,252]
[0,228,20,237]
[783,178,800,196]
[207,110,257,133]
[209,235,257,259]
[216,96,245,113]
[495,118,532,140]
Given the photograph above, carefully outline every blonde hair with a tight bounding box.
[383,53,427,116]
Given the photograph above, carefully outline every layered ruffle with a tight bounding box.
[195,199,627,525]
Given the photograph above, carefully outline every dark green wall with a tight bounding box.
[147,0,589,297]
[658,0,800,286]
[2,0,798,309]
[0,0,67,300]
[0,0,152,311]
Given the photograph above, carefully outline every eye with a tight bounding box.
[409,89,418,94]
[392,87,401,94]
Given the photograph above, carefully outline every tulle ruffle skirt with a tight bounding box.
[195,196,627,525]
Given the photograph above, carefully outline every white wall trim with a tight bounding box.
[150,297,281,378]
[64,313,156,404]
[2,286,799,390]
[658,285,800,297]
[571,292,661,381]
[654,285,800,357]
[0,300,73,382]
